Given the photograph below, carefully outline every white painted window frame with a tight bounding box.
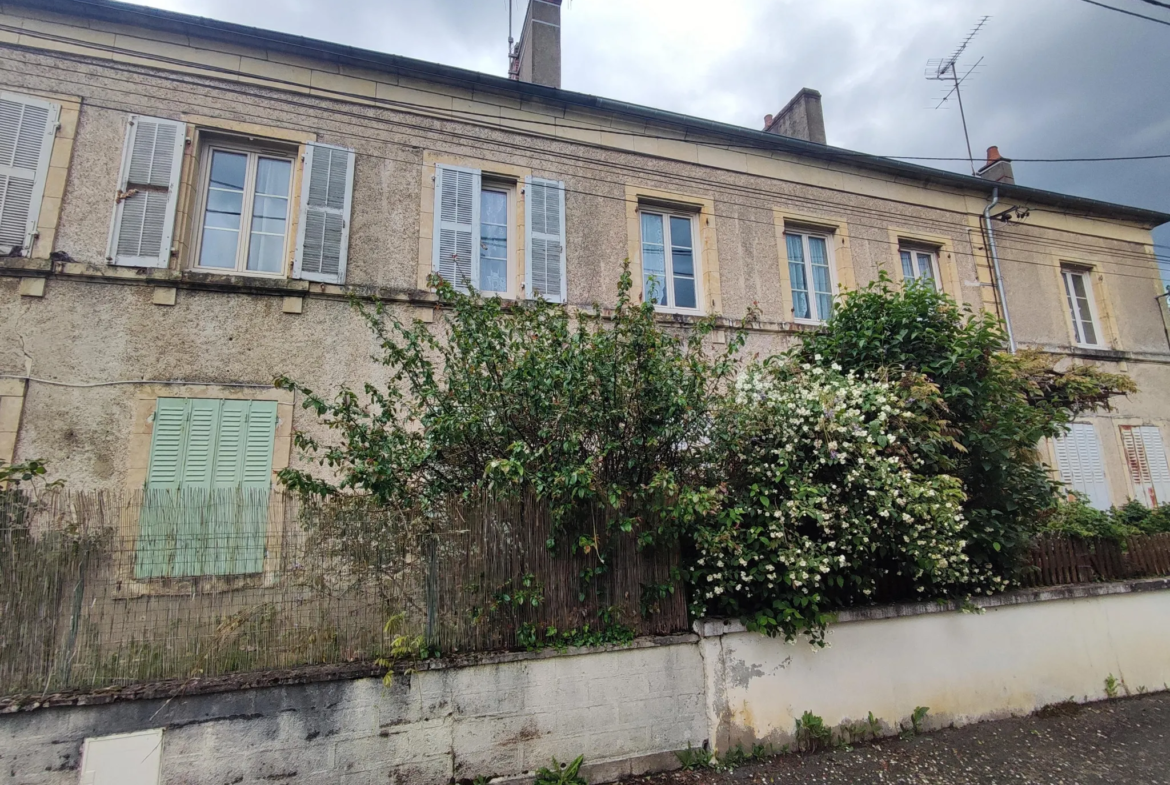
[898,245,942,290]
[191,139,295,278]
[1061,266,1105,349]
[785,229,837,325]
[638,208,703,315]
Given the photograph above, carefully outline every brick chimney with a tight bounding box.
[509,0,562,88]
[763,88,826,144]
[977,146,1015,184]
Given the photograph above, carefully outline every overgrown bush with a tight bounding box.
[797,276,1134,580]
[277,265,747,553]
[689,361,1002,643]
[1043,495,1170,541]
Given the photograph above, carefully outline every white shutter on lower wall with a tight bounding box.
[109,116,185,267]
[525,176,566,302]
[1053,422,1111,510]
[1119,425,1170,507]
[294,143,355,284]
[432,164,479,292]
[0,92,58,256]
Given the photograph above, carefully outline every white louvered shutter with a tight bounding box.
[1053,423,1111,510]
[294,143,354,284]
[432,164,479,291]
[525,176,566,302]
[0,92,58,256]
[109,116,185,267]
[1120,425,1170,507]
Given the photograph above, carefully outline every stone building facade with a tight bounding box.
[0,0,1166,522]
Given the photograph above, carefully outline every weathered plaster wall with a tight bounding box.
[702,584,1170,751]
[1,638,706,785]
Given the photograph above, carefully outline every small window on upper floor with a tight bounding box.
[784,229,834,323]
[108,116,355,284]
[640,209,700,313]
[194,141,295,275]
[1061,265,1102,347]
[899,245,940,290]
[431,164,565,302]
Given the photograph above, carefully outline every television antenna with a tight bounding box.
[926,16,989,174]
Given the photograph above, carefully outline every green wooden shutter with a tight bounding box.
[136,399,275,578]
[204,399,247,575]
[237,401,277,574]
[136,398,189,578]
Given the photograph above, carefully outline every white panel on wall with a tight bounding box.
[78,729,162,785]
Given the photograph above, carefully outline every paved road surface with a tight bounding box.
[634,692,1170,785]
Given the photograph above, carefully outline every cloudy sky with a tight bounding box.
[133,0,1170,283]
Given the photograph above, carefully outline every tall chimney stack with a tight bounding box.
[509,0,562,89]
[763,88,826,144]
[977,146,1015,184]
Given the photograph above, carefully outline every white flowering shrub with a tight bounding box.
[689,360,1005,644]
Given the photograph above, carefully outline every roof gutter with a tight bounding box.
[984,187,1017,354]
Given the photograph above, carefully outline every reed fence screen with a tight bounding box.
[3,490,1170,699]
[0,490,685,698]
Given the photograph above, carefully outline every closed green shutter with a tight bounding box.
[136,398,276,579]
[136,398,188,578]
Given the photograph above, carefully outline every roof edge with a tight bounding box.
[12,0,1170,228]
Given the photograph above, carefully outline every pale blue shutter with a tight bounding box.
[432,164,479,291]
[237,401,276,574]
[1054,423,1111,511]
[173,399,220,576]
[109,116,185,267]
[294,143,354,284]
[0,92,58,255]
[525,177,566,302]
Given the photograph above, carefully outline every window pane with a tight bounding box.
[641,212,664,247]
[900,250,914,279]
[785,233,804,263]
[481,258,507,293]
[481,223,507,262]
[254,157,291,197]
[204,188,243,230]
[641,213,667,305]
[481,190,508,226]
[1070,273,1089,300]
[246,233,284,273]
[669,216,693,249]
[209,150,246,190]
[199,228,238,268]
[1062,273,1083,344]
[808,236,832,321]
[1080,313,1098,345]
[672,247,694,277]
[250,195,288,234]
[674,276,696,310]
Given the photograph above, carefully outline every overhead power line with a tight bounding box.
[1136,0,1170,11]
[886,154,1170,162]
[1074,0,1170,26]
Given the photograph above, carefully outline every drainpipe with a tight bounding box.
[983,186,1016,353]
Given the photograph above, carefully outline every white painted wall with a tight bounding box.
[703,588,1170,750]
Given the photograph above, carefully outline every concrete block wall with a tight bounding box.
[0,638,706,785]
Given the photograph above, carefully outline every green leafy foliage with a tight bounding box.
[797,275,1134,580]
[675,744,715,770]
[1042,496,1170,541]
[909,706,930,735]
[276,265,748,556]
[689,361,1001,644]
[794,710,834,752]
[534,755,586,785]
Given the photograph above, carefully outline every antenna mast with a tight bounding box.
[926,16,989,175]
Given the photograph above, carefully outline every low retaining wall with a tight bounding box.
[3,580,1168,785]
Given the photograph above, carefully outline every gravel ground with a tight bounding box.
[635,692,1170,785]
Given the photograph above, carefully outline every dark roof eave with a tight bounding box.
[18,0,1170,228]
